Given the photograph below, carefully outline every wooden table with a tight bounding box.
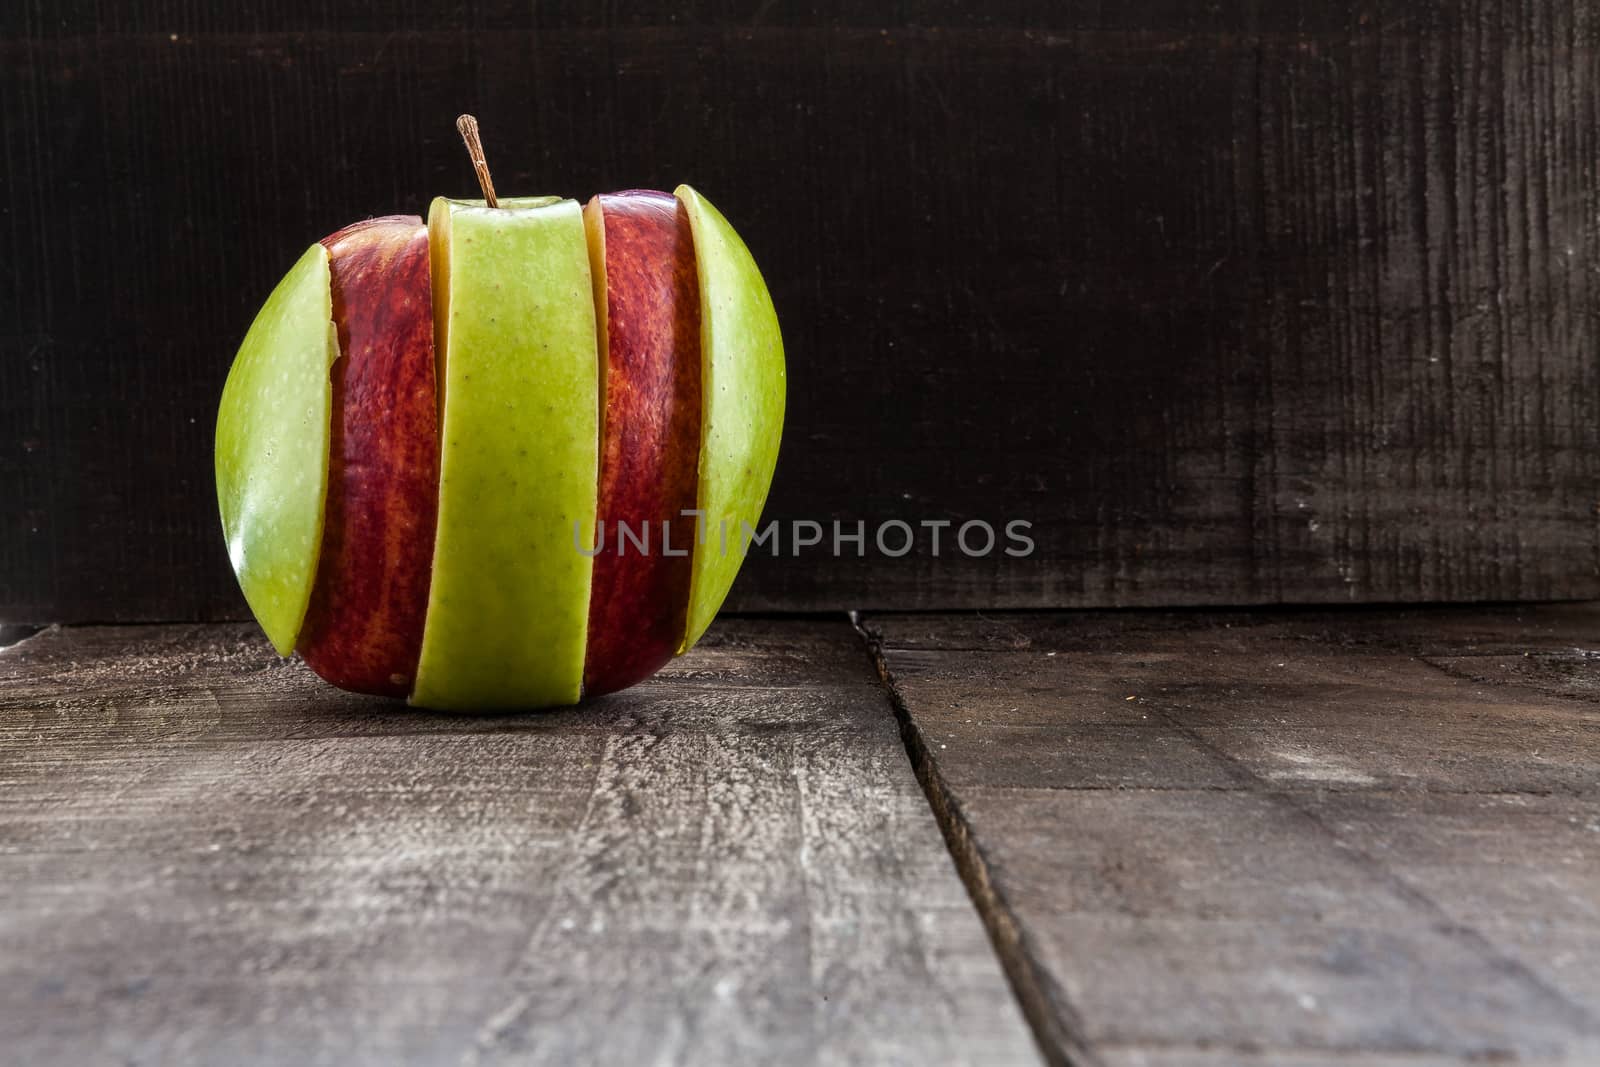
[4,607,1599,1065]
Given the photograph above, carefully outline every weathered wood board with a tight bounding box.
[0,619,1038,1066]
[5,4,1600,621]
[865,605,1600,1066]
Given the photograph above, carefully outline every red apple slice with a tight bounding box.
[582,192,702,695]
[297,216,439,697]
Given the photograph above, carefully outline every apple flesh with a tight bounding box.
[295,217,439,697]
[581,192,703,696]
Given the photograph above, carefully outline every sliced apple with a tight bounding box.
[215,244,339,655]
[296,217,439,697]
[410,197,600,710]
[673,186,786,652]
[580,191,702,696]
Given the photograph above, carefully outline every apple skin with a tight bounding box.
[581,192,703,696]
[296,217,439,697]
[674,186,786,652]
[215,243,339,655]
[410,197,600,710]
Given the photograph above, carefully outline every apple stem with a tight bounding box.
[455,114,500,208]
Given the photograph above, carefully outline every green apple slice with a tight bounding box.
[215,243,339,656]
[674,186,786,652]
[411,196,600,709]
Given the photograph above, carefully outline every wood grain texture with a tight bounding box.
[0,618,1039,1066]
[865,606,1600,1066]
[3,4,1599,622]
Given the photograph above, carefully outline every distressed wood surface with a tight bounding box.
[0,618,1039,1066]
[4,4,1600,622]
[865,605,1600,1066]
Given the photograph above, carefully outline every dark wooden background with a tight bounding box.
[3,2,1598,623]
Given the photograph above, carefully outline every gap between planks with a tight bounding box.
[848,611,1099,1067]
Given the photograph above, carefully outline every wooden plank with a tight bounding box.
[866,607,1600,1065]
[5,5,1600,622]
[0,619,1039,1065]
